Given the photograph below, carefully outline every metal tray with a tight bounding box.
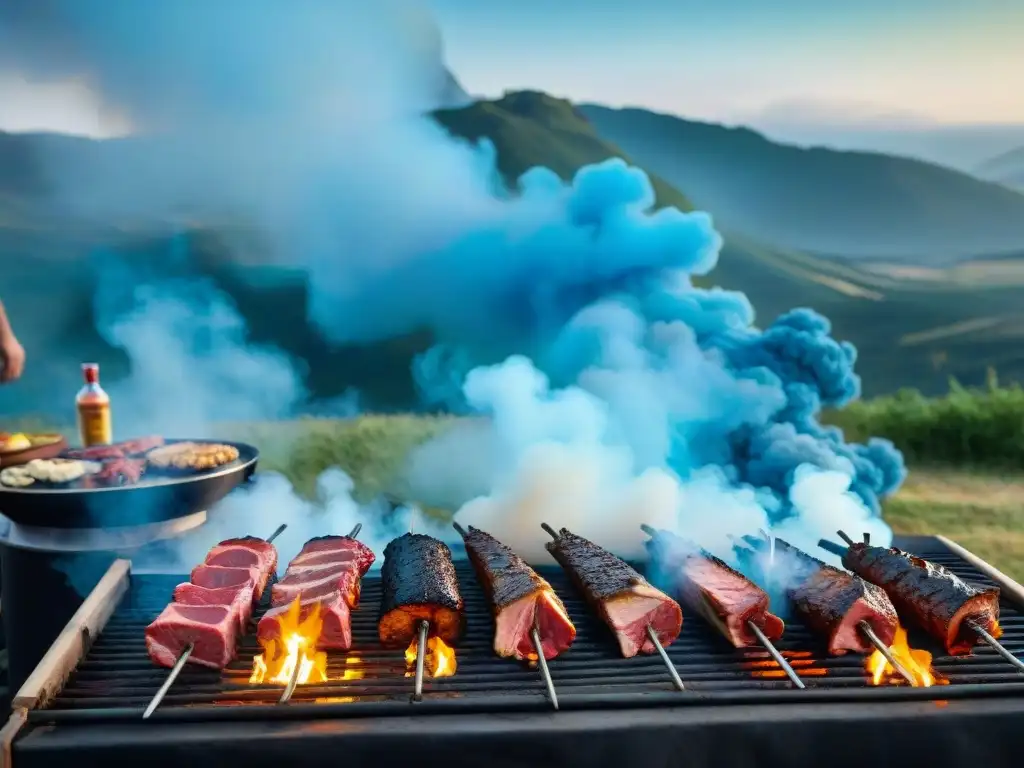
[0,439,258,529]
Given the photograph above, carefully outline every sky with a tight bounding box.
[0,0,1021,139]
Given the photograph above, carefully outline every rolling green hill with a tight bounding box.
[578,104,1024,262]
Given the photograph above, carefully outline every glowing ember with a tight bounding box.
[405,636,457,678]
[342,656,364,681]
[250,598,328,686]
[866,626,942,687]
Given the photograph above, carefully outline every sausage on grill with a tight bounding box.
[378,533,464,647]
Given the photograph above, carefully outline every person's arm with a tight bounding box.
[0,299,25,382]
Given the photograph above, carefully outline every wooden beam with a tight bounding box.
[0,708,27,768]
[12,559,131,711]
[936,535,1024,608]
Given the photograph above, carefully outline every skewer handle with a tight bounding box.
[858,621,917,686]
[531,627,559,710]
[142,643,193,719]
[412,619,429,701]
[639,523,657,538]
[969,620,1024,674]
[540,523,559,540]
[452,521,468,537]
[347,523,362,539]
[747,621,805,690]
[818,538,848,558]
[267,523,287,544]
[836,530,855,546]
[646,625,685,692]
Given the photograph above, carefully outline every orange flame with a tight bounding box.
[866,626,942,687]
[405,635,457,678]
[249,598,328,686]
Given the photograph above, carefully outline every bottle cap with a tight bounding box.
[82,363,100,385]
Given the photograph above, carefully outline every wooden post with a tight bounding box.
[12,558,131,710]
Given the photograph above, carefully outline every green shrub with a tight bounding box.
[827,369,1024,467]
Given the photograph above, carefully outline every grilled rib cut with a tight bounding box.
[645,528,783,648]
[546,527,682,658]
[256,533,375,652]
[843,542,1000,655]
[748,537,897,655]
[146,534,280,669]
[458,525,576,661]
[379,533,464,647]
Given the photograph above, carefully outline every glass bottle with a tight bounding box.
[76,363,113,447]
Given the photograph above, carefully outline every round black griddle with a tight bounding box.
[0,439,258,529]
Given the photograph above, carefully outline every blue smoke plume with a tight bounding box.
[1,0,905,572]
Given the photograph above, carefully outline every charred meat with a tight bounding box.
[644,527,783,648]
[843,542,1000,655]
[546,527,682,658]
[379,533,464,647]
[745,536,897,655]
[457,524,576,661]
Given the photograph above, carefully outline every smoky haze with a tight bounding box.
[1,1,904,584]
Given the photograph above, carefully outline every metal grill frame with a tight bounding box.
[4,534,1024,767]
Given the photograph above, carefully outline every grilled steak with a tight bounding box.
[145,604,239,669]
[746,537,898,655]
[546,527,682,657]
[458,524,576,661]
[644,528,783,648]
[258,593,352,651]
[843,543,1000,655]
[379,533,465,647]
[257,533,375,653]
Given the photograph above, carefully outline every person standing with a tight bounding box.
[0,299,25,383]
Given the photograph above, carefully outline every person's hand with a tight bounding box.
[0,333,25,383]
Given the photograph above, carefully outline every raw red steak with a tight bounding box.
[190,564,264,599]
[145,604,239,669]
[257,593,352,651]
[173,582,254,633]
[271,565,361,608]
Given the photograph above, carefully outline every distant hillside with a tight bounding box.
[579,104,1024,263]
[977,145,1024,190]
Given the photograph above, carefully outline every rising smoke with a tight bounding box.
[1,1,904,579]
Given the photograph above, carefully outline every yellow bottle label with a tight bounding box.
[78,403,113,447]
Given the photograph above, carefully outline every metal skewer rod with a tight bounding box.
[858,620,916,685]
[646,625,686,691]
[347,523,362,539]
[747,622,804,689]
[968,620,1024,673]
[412,619,429,701]
[540,522,559,540]
[143,523,289,718]
[836,530,856,546]
[531,627,560,709]
[142,643,193,719]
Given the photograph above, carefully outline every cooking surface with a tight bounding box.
[33,535,1024,720]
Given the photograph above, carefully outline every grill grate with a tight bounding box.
[32,537,1024,720]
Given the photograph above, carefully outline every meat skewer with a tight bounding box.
[742,533,915,685]
[143,523,287,719]
[541,523,686,692]
[640,524,804,690]
[276,528,364,708]
[454,522,573,710]
[821,530,1022,673]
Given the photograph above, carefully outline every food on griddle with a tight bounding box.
[842,542,1000,655]
[146,535,281,669]
[457,524,576,661]
[378,533,464,648]
[113,435,165,455]
[546,527,682,658]
[745,536,897,655]
[23,458,93,484]
[0,465,34,487]
[147,441,240,471]
[644,527,784,648]
[92,458,146,486]
[258,533,376,651]
[65,445,124,460]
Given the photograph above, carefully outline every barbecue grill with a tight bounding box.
[3,535,1024,768]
